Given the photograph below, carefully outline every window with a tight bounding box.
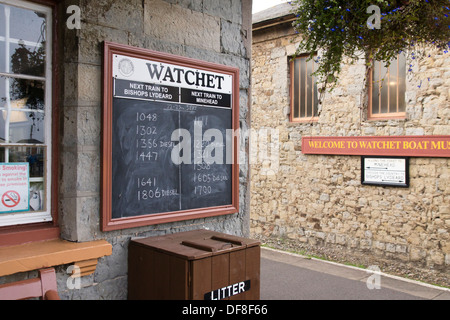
[290,54,319,122]
[369,53,406,119]
[0,0,53,228]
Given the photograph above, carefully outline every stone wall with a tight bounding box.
[0,0,252,300]
[251,20,449,285]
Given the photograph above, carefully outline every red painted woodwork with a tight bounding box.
[0,268,60,300]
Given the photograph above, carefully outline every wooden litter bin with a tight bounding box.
[128,229,260,300]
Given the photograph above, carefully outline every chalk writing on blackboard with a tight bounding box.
[110,54,234,219]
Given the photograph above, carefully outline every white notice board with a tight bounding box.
[0,163,30,213]
[361,157,409,188]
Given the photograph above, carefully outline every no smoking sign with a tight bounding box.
[0,163,29,213]
[2,190,21,208]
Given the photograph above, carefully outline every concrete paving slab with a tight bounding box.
[433,291,450,300]
[359,272,449,300]
[260,247,450,300]
[262,246,368,281]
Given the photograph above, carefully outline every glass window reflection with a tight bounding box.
[0,4,4,38]
[0,76,45,143]
[0,4,46,77]
[9,42,46,77]
[9,6,46,45]
[0,1,51,221]
[0,145,45,178]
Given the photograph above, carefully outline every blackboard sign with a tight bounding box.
[102,42,239,231]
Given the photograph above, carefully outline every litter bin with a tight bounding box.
[128,229,260,300]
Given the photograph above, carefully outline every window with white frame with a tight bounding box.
[0,0,52,226]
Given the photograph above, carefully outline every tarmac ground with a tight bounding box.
[260,247,450,300]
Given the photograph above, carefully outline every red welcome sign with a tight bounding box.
[301,135,450,157]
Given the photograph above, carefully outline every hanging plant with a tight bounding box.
[290,0,450,91]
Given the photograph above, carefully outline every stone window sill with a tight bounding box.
[0,239,112,277]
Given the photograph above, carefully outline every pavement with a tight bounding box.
[260,247,450,300]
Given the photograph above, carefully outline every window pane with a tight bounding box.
[306,59,313,117]
[9,6,46,45]
[0,77,45,143]
[0,4,5,73]
[0,41,4,73]
[389,57,398,113]
[293,59,299,118]
[380,64,388,114]
[0,4,4,38]
[9,78,45,110]
[0,146,45,178]
[300,57,306,117]
[313,75,318,117]
[9,42,45,77]
[372,65,380,114]
[1,110,45,143]
[398,53,406,113]
[0,4,46,77]
[312,59,318,117]
[30,181,44,211]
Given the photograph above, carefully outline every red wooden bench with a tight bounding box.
[0,268,60,300]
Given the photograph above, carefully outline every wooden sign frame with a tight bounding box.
[101,42,239,231]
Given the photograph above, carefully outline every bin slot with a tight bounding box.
[211,235,244,246]
[181,240,232,252]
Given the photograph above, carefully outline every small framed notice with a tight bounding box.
[361,156,409,188]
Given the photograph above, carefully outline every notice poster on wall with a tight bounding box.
[361,157,409,188]
[0,163,30,213]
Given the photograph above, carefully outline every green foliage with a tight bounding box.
[291,0,450,88]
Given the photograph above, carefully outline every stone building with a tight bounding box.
[0,0,252,299]
[251,3,449,285]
